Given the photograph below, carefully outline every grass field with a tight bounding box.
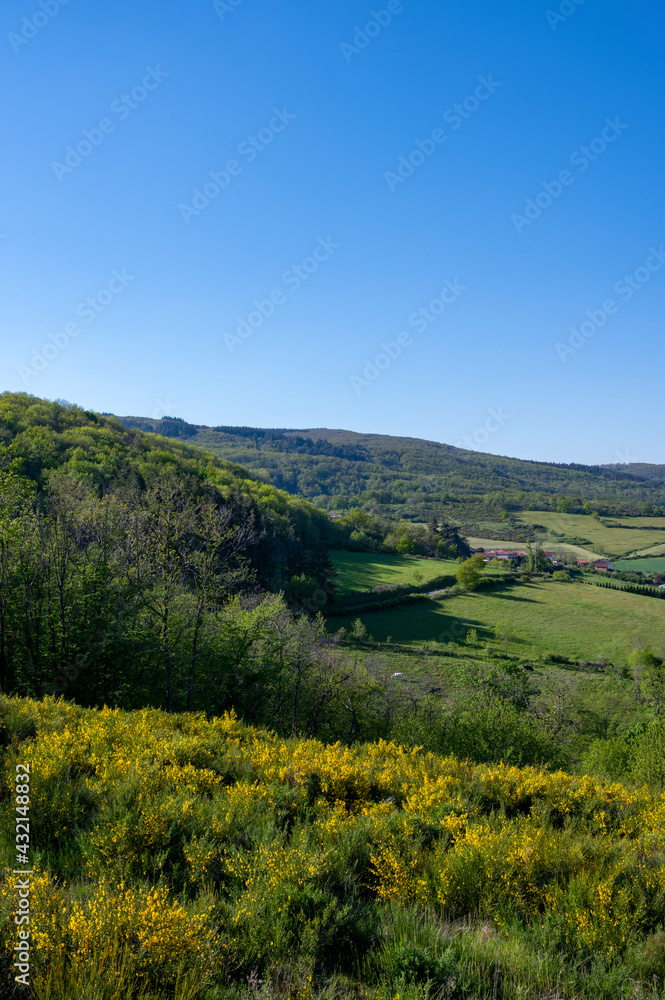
[612,557,665,574]
[331,552,459,595]
[329,579,665,664]
[513,511,665,557]
[634,542,665,557]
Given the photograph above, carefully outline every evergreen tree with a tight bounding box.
[439,522,471,559]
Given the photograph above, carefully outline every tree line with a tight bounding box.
[175,420,665,521]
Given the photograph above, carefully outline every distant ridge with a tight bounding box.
[113,415,665,523]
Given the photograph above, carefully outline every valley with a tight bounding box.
[2,394,665,999]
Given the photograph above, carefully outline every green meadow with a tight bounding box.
[613,557,665,574]
[326,555,657,751]
[633,542,665,556]
[329,578,665,666]
[330,552,459,595]
[512,511,665,557]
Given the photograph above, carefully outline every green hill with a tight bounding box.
[114,415,665,523]
[509,510,665,559]
[0,394,338,574]
[0,394,342,710]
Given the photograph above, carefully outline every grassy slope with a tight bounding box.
[634,542,665,557]
[325,558,655,744]
[329,578,665,665]
[513,511,665,556]
[613,557,665,573]
[330,552,459,595]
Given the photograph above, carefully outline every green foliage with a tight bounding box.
[629,645,665,715]
[594,579,665,601]
[581,737,632,781]
[285,574,321,606]
[526,541,551,573]
[351,619,368,641]
[164,420,665,523]
[3,697,665,999]
[552,570,571,582]
[0,395,351,712]
[635,930,665,981]
[494,619,514,655]
[630,720,665,788]
[584,719,665,789]
[396,533,423,556]
[0,393,340,574]
[455,553,485,591]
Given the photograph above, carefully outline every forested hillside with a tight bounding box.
[116,416,665,522]
[0,394,341,711]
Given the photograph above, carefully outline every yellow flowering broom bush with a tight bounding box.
[0,864,217,994]
[1,694,665,999]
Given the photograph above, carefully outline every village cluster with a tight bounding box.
[472,547,613,572]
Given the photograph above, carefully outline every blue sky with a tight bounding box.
[1,0,663,464]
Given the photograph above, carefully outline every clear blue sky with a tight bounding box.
[1,0,663,464]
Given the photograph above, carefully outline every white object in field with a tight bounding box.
[392,672,404,678]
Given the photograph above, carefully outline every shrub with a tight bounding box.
[630,720,665,789]
[2,696,665,998]
[456,554,486,592]
[635,930,665,980]
[351,619,368,641]
[580,738,631,781]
